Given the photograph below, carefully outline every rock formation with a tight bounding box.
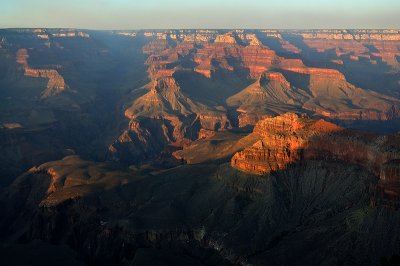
[16,49,67,98]
[108,29,400,164]
[291,29,400,69]
[110,75,230,163]
[231,113,400,176]
[214,32,238,44]
[231,113,400,207]
[227,67,400,126]
[227,71,309,126]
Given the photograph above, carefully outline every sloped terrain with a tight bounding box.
[2,156,399,265]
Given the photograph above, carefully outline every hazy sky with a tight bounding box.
[1,0,399,29]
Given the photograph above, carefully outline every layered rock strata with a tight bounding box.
[16,49,67,98]
[231,113,400,177]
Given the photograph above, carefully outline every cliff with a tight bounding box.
[192,41,278,78]
[24,68,67,97]
[231,113,400,176]
[214,32,237,44]
[231,113,400,207]
[16,49,67,98]
[298,29,400,41]
[291,29,400,69]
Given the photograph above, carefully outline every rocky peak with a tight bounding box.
[253,113,307,137]
[231,113,347,175]
[245,34,262,46]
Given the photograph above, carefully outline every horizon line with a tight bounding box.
[1,27,400,31]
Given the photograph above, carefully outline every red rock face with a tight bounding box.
[231,113,331,174]
[192,42,277,78]
[232,112,400,207]
[214,32,237,44]
[231,113,400,176]
[282,67,346,79]
[24,68,66,97]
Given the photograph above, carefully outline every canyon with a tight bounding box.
[108,29,400,165]
[0,28,400,265]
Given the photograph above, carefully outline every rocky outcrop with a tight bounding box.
[24,68,67,97]
[231,113,323,174]
[231,113,400,176]
[231,113,400,208]
[16,49,67,98]
[214,32,237,44]
[243,34,262,46]
[282,67,346,79]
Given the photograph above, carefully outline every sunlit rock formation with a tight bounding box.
[231,113,400,176]
[16,49,67,98]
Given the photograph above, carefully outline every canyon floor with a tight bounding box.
[1,28,400,265]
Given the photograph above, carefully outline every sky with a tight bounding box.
[0,0,399,29]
